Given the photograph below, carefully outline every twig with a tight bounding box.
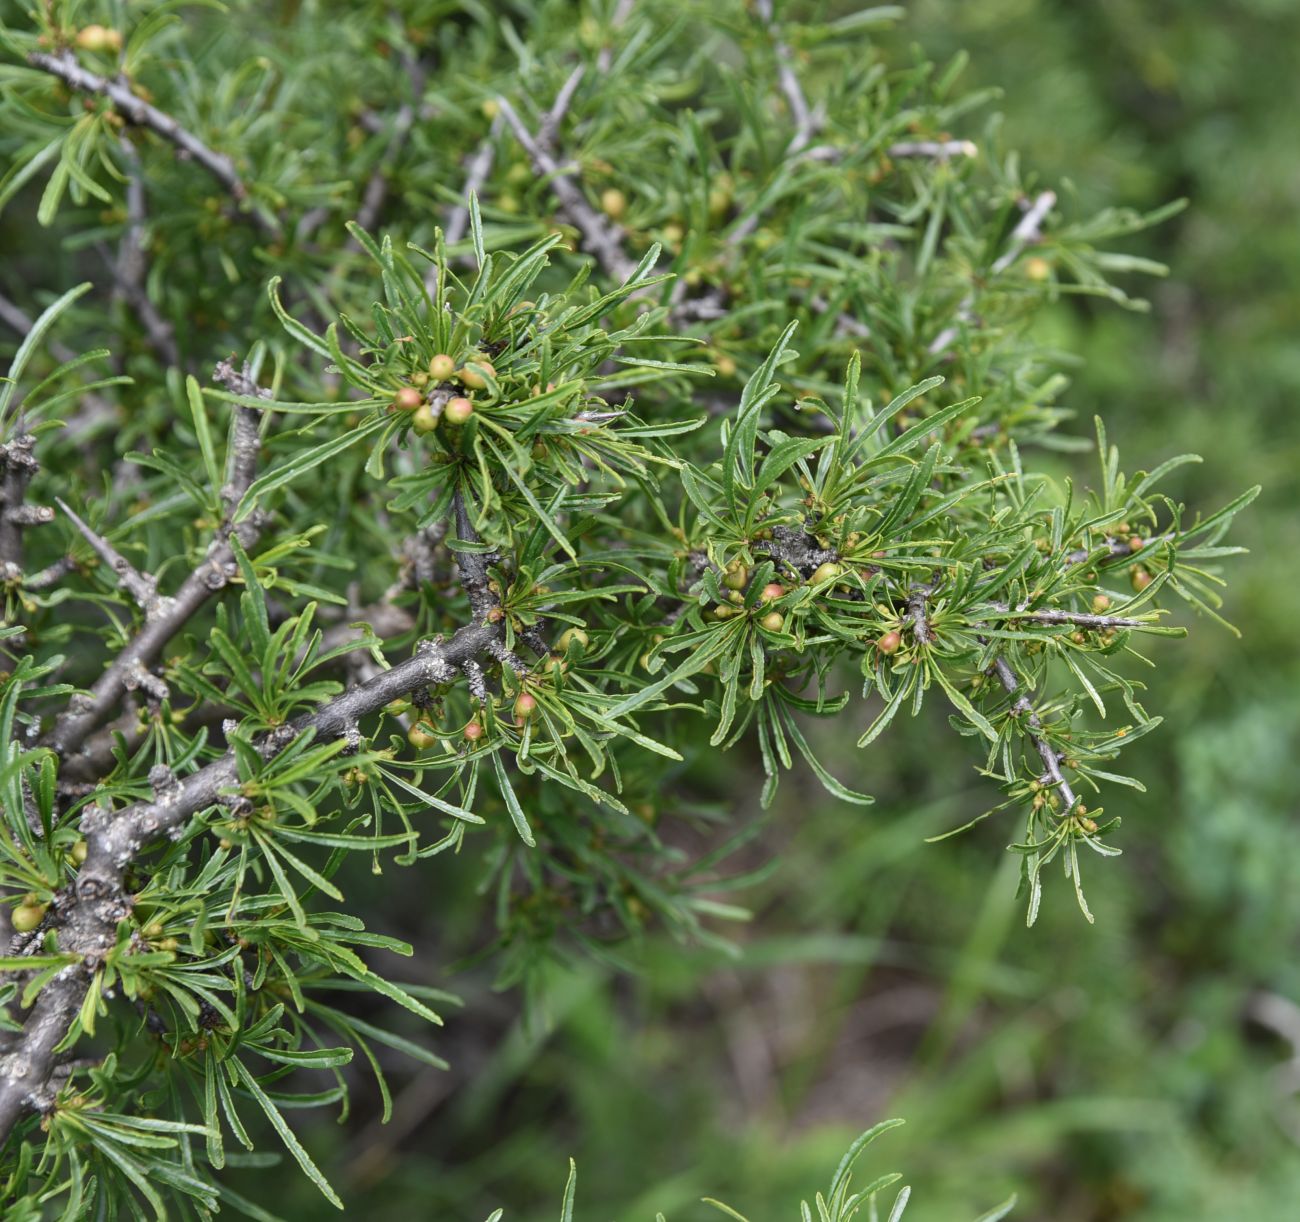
[991,656,1080,814]
[988,604,1147,631]
[0,618,504,1141]
[755,0,821,156]
[441,113,503,256]
[538,65,585,151]
[110,142,180,369]
[27,51,281,240]
[44,360,268,761]
[990,190,1057,275]
[496,97,637,282]
[354,48,425,236]
[929,190,1056,357]
[889,140,977,160]
[596,0,637,73]
[55,499,163,618]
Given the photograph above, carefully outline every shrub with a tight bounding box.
[0,1,1253,1215]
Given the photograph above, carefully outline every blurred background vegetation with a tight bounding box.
[120,0,1300,1216]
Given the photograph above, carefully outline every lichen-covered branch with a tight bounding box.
[0,617,502,1142]
[44,361,267,761]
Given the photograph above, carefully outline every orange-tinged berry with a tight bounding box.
[393,386,423,412]
[760,582,785,602]
[444,396,474,425]
[463,719,485,743]
[513,692,537,723]
[460,358,495,390]
[876,630,902,655]
[428,353,455,381]
[408,721,439,750]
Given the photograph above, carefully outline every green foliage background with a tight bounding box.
[216,3,1297,1218]
[1,0,1296,1218]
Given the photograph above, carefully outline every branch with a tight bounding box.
[496,97,638,282]
[27,51,281,241]
[107,142,181,369]
[0,619,503,1142]
[355,48,425,236]
[889,139,977,160]
[453,488,528,675]
[596,0,636,73]
[928,190,1056,357]
[0,434,40,572]
[907,582,935,645]
[755,0,821,156]
[987,603,1147,631]
[991,656,1080,814]
[44,360,268,761]
[441,113,503,256]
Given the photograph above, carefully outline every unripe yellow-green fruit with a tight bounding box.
[412,403,438,433]
[810,562,842,584]
[759,611,785,632]
[69,839,88,865]
[393,386,423,412]
[714,353,737,378]
[443,396,474,425]
[460,358,495,390]
[410,371,429,388]
[1025,256,1051,281]
[428,353,455,381]
[600,188,627,219]
[713,604,737,619]
[1131,567,1152,592]
[544,653,568,676]
[408,721,439,750]
[722,563,748,591]
[662,222,684,245]
[11,903,46,933]
[556,627,589,653]
[876,630,902,655]
[75,24,122,52]
[1092,593,1111,613]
